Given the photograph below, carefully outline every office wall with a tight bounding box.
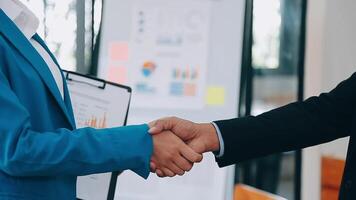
[302,0,356,199]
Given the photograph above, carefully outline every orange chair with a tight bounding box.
[321,156,346,200]
[234,184,286,200]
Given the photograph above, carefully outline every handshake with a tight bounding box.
[148,117,220,178]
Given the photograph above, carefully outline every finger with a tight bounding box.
[150,161,157,172]
[148,121,161,135]
[148,117,175,134]
[156,169,165,177]
[174,156,193,172]
[166,162,185,176]
[148,120,160,134]
[148,127,161,135]
[148,120,167,134]
[161,168,176,177]
[148,120,157,128]
[180,144,203,163]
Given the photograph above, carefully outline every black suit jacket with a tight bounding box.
[214,73,356,200]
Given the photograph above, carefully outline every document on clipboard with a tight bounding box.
[63,71,132,200]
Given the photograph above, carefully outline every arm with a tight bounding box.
[215,73,356,167]
[149,73,356,172]
[0,66,203,179]
[0,65,153,178]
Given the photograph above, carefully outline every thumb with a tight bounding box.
[148,127,162,135]
[148,120,162,134]
[148,118,173,134]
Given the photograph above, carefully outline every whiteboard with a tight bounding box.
[98,0,245,199]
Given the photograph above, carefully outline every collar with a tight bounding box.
[0,10,76,129]
[0,0,39,40]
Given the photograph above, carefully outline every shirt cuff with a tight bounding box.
[211,122,225,158]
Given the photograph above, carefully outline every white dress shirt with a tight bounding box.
[0,0,64,99]
[212,122,225,157]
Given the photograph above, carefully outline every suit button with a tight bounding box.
[345,180,352,189]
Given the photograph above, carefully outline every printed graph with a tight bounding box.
[84,113,107,129]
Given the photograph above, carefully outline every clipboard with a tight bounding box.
[63,70,131,200]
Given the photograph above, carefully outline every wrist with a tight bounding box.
[197,123,220,152]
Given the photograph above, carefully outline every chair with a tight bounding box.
[234,184,287,200]
[321,156,345,200]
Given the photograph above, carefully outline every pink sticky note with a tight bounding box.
[109,42,129,61]
[108,66,128,84]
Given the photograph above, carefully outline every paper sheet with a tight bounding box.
[65,72,131,200]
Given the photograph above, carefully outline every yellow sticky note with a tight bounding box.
[206,87,225,105]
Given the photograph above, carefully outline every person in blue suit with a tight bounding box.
[0,1,202,199]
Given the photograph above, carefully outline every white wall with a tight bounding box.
[302,0,356,199]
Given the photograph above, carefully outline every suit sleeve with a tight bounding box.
[0,67,153,178]
[215,73,356,167]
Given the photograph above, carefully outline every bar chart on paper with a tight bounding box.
[64,71,132,200]
[84,113,107,129]
[70,90,111,128]
[69,86,130,129]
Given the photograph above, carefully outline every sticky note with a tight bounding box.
[206,86,225,105]
[108,66,127,84]
[109,42,129,61]
[184,83,196,96]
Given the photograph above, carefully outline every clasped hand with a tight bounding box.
[148,117,220,178]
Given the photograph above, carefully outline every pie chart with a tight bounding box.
[142,61,156,77]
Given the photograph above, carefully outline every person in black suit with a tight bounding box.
[149,73,356,200]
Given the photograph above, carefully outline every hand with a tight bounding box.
[149,117,220,175]
[151,130,203,177]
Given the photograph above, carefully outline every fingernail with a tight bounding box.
[148,127,157,133]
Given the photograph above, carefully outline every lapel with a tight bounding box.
[0,10,75,129]
[33,34,76,129]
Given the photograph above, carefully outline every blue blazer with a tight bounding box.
[0,10,152,199]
